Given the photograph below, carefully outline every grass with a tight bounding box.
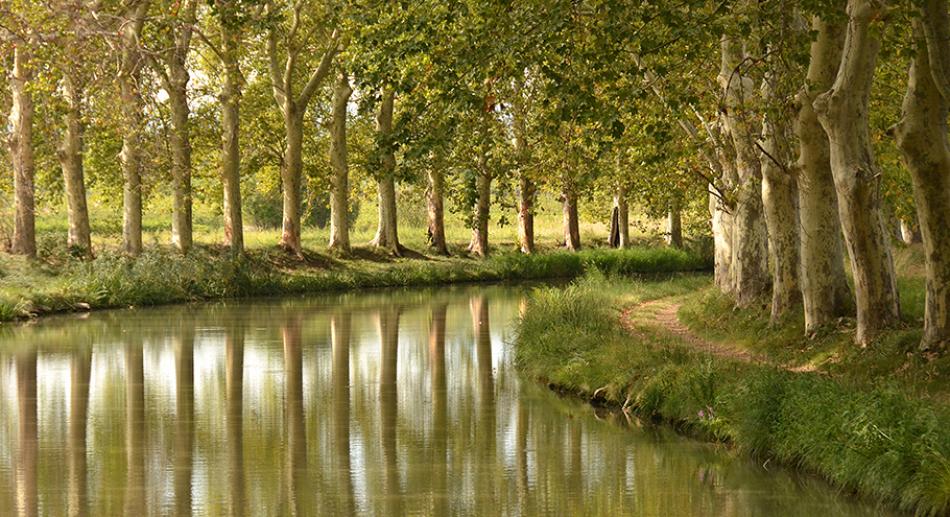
[514,271,950,515]
[0,242,708,323]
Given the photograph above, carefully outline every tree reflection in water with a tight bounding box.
[0,286,893,516]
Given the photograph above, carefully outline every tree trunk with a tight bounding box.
[895,0,950,350]
[58,74,92,257]
[426,163,448,255]
[168,66,193,254]
[667,197,683,248]
[614,187,630,248]
[10,46,36,257]
[118,4,148,257]
[280,109,304,255]
[562,182,581,250]
[372,89,401,255]
[517,175,536,254]
[719,37,770,306]
[899,219,922,245]
[469,151,491,258]
[512,82,535,254]
[814,0,900,346]
[710,121,738,295]
[760,114,801,321]
[796,16,853,332]
[328,71,352,254]
[221,30,244,255]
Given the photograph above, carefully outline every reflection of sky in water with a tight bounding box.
[0,286,896,516]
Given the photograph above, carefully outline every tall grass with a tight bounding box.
[0,245,708,322]
[515,273,950,515]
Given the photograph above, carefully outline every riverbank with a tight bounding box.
[0,244,708,322]
[514,272,950,516]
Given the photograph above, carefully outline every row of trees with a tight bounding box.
[3,1,946,349]
[1,0,696,262]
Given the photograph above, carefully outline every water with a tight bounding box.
[0,284,890,516]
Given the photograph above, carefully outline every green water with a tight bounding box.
[0,284,892,516]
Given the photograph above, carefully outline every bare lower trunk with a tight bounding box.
[562,183,580,250]
[119,4,148,257]
[372,89,400,255]
[59,74,92,257]
[168,73,193,254]
[796,16,853,332]
[666,197,682,248]
[280,111,304,255]
[613,187,629,248]
[711,124,738,294]
[720,37,770,306]
[512,82,535,255]
[426,164,448,255]
[900,219,922,244]
[760,116,801,321]
[895,1,950,350]
[517,175,536,254]
[221,32,243,255]
[814,0,900,345]
[10,46,35,257]
[469,152,491,258]
[328,72,352,253]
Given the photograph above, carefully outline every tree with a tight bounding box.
[328,69,352,253]
[795,14,854,333]
[116,0,150,256]
[814,0,900,346]
[265,0,339,255]
[370,88,402,255]
[9,40,36,257]
[895,0,950,350]
[149,0,198,253]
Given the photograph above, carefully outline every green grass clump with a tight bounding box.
[0,245,707,322]
[514,273,950,515]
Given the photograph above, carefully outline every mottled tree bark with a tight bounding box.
[118,1,149,256]
[10,46,36,257]
[328,71,353,254]
[614,187,630,248]
[168,72,193,254]
[667,197,683,248]
[562,181,581,250]
[220,26,244,254]
[372,89,401,255]
[280,111,305,254]
[58,74,92,257]
[512,82,535,254]
[266,24,338,255]
[814,0,900,346]
[426,162,448,255]
[518,175,536,254]
[160,0,196,254]
[711,122,738,295]
[895,0,950,350]
[796,16,853,332]
[468,150,492,258]
[719,36,770,306]
[760,114,801,321]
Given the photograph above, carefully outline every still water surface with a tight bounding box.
[0,284,891,516]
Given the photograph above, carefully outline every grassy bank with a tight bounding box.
[515,273,950,515]
[0,245,708,322]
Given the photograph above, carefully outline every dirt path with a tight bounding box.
[620,298,772,366]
